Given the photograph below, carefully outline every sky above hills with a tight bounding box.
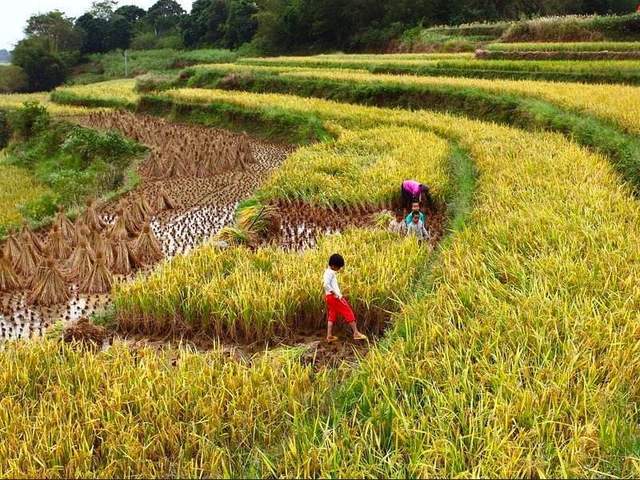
[1,0,194,52]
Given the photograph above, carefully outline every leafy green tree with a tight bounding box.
[89,0,118,20]
[76,13,107,53]
[147,0,186,36]
[182,0,228,47]
[224,0,258,48]
[25,11,83,54]
[11,38,67,92]
[0,65,28,93]
[115,5,147,24]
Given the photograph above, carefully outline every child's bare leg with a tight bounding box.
[327,322,337,342]
[349,322,367,340]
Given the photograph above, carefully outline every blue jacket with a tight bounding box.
[405,211,425,225]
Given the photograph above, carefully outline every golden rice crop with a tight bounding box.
[239,54,640,79]
[191,63,640,135]
[115,124,450,340]
[0,92,93,116]
[284,68,640,135]
[4,74,640,476]
[112,88,640,476]
[258,126,450,206]
[52,79,139,109]
[0,154,52,231]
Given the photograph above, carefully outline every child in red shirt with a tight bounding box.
[323,253,367,343]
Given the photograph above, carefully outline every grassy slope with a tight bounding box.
[71,48,237,85]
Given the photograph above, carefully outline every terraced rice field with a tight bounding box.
[1,49,640,476]
[237,53,640,83]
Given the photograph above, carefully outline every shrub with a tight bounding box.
[18,192,59,223]
[130,32,160,50]
[0,65,28,93]
[156,34,185,49]
[8,102,50,140]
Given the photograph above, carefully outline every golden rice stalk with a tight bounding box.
[133,224,163,265]
[237,203,281,238]
[216,225,257,247]
[28,257,70,306]
[0,251,21,292]
[80,252,112,294]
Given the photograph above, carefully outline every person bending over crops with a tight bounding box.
[401,180,433,209]
[406,211,430,242]
[405,202,425,226]
[323,253,367,343]
[388,208,407,235]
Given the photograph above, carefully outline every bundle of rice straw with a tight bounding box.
[0,250,21,292]
[139,193,153,217]
[91,232,114,268]
[54,207,75,242]
[45,225,71,260]
[107,208,128,240]
[14,240,41,278]
[63,317,109,348]
[150,185,178,212]
[29,257,70,306]
[133,224,163,265]
[20,223,43,254]
[122,203,144,236]
[72,218,88,246]
[80,251,112,294]
[2,234,22,266]
[66,239,96,282]
[111,231,141,275]
[131,193,152,223]
[80,198,106,231]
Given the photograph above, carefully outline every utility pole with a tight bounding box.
[124,49,129,77]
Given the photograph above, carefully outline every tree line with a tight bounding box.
[6,0,638,91]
